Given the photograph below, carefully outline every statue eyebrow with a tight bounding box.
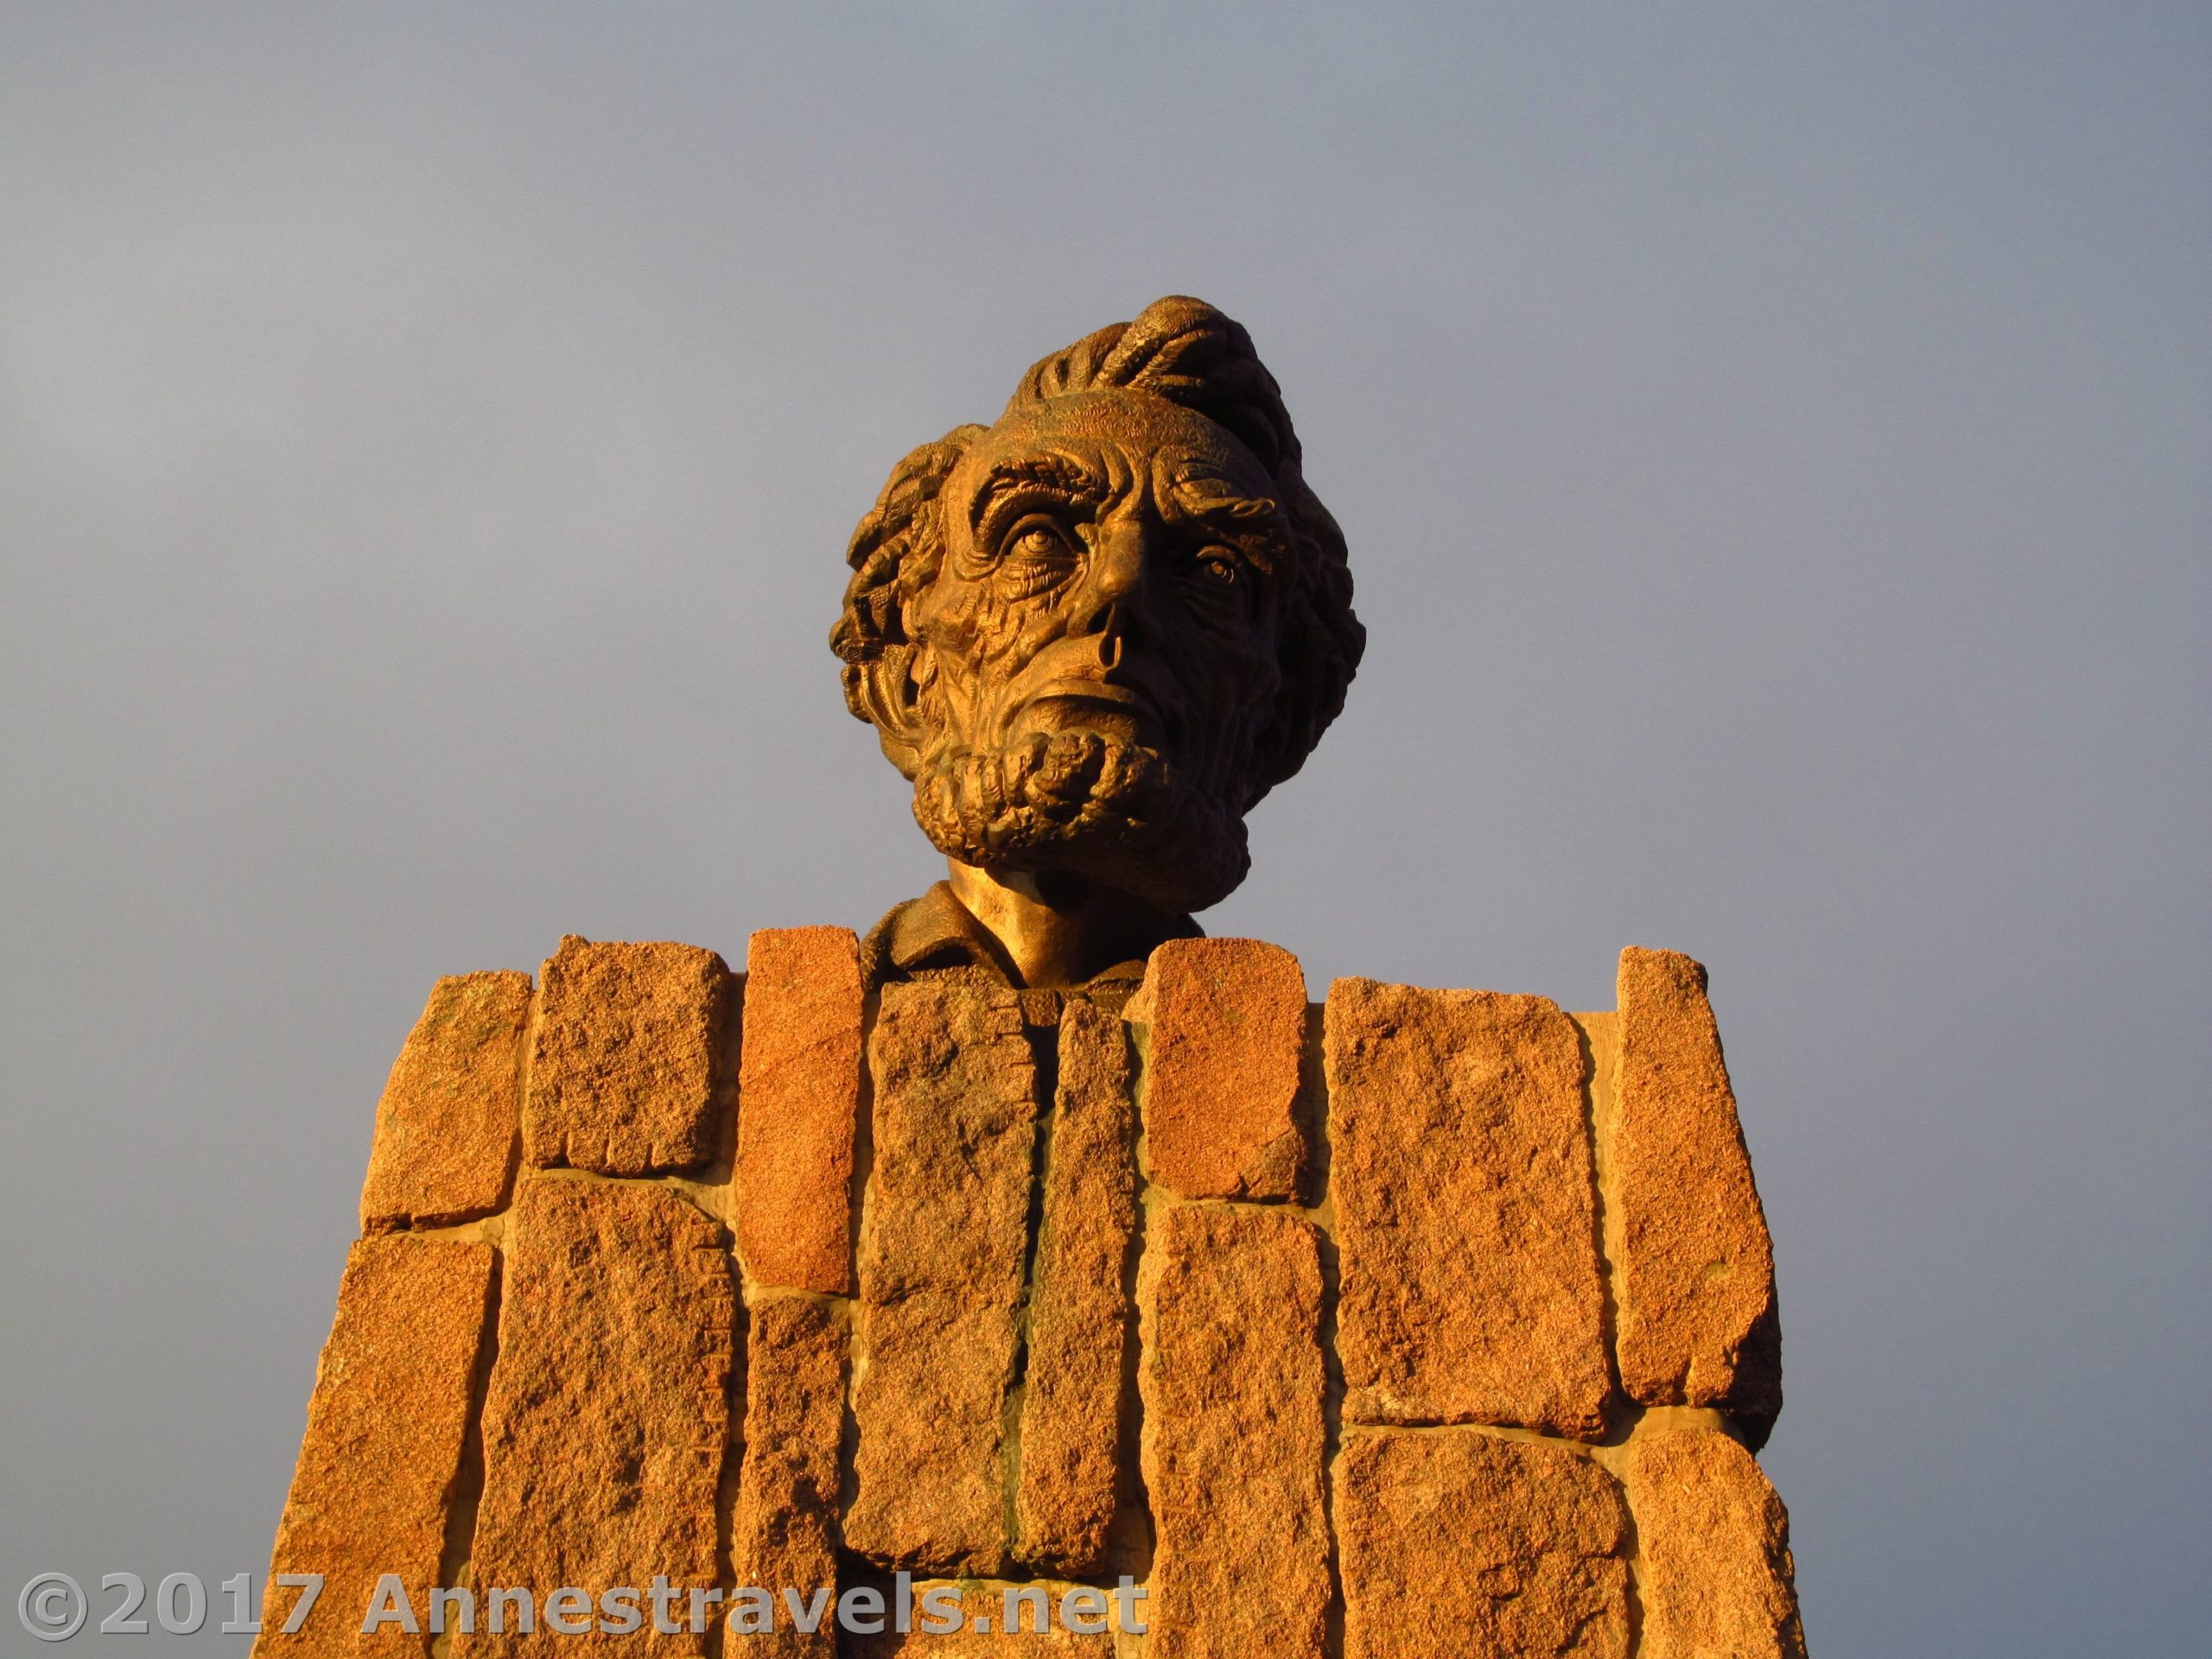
[1167,477,1284,534]
[1181,493,1281,529]
[970,454,1109,530]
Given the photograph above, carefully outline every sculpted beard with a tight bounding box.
[907,725,1249,915]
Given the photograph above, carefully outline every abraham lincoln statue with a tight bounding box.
[832,295,1364,992]
[257,296,1802,1659]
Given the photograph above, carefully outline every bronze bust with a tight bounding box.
[832,296,1364,990]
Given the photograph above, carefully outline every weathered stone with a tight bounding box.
[1337,1429,1630,1659]
[735,926,863,1294]
[1016,997,1137,1574]
[524,935,730,1175]
[1614,947,1782,1437]
[359,970,530,1232]
[1627,1429,1807,1659]
[1325,976,1613,1438]
[1125,937,1306,1200]
[845,1581,1121,1653]
[256,1236,494,1658]
[729,1294,847,1657]
[1138,1204,1328,1659]
[461,1179,734,1658]
[1017,986,1066,1028]
[849,980,1037,1575]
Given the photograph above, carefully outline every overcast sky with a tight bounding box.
[3,5,2206,1653]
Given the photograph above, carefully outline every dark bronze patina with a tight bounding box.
[833,297,1363,988]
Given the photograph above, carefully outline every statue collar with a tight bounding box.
[860,880,1198,994]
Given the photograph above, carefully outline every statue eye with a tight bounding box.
[1192,550,1240,588]
[1003,517,1076,563]
[996,515,1078,598]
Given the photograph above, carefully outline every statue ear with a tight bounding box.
[845,644,933,779]
[835,424,981,777]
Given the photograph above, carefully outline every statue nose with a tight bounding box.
[1071,523,1147,639]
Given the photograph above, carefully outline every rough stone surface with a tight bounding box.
[1614,947,1783,1436]
[735,926,863,1294]
[846,1582,1118,1654]
[1125,937,1306,1200]
[729,1294,847,1657]
[360,971,530,1232]
[1017,986,1066,1028]
[461,1179,734,1658]
[256,1236,494,1657]
[272,925,1808,1656]
[1016,997,1138,1574]
[1337,1429,1630,1659]
[524,936,731,1175]
[849,980,1038,1575]
[1628,1429,1807,1659]
[1138,1203,1329,1659]
[1326,976,1613,1438]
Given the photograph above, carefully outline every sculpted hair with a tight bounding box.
[830,296,1364,800]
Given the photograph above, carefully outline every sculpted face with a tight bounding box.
[901,391,1288,912]
[834,296,1362,941]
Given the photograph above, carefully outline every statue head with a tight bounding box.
[831,296,1363,917]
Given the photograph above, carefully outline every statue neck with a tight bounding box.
[944,861,1185,989]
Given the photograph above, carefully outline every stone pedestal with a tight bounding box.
[259,931,1802,1656]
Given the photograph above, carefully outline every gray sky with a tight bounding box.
[3,4,2205,1652]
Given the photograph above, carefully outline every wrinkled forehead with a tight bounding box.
[950,389,1275,507]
